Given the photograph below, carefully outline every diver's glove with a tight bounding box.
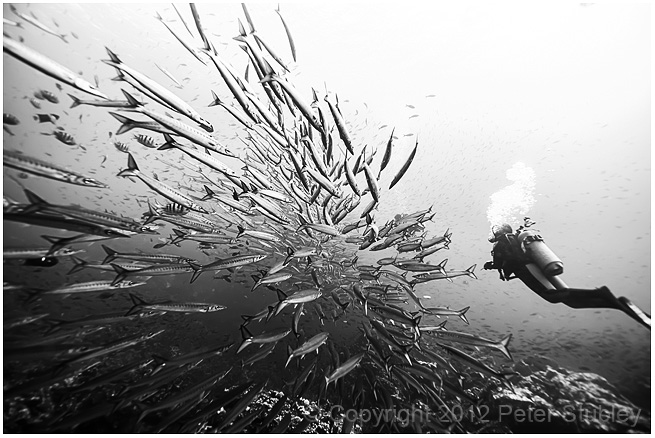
[483,261,495,270]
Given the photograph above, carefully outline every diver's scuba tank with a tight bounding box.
[518,230,563,276]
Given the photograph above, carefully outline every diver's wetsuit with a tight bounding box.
[485,232,651,329]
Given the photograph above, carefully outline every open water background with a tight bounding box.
[3,1,650,416]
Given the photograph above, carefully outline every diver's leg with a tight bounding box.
[546,286,651,329]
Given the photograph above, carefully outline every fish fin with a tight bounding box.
[41,235,66,256]
[110,263,129,286]
[67,94,81,108]
[498,334,513,361]
[101,244,117,264]
[157,134,177,150]
[259,73,275,84]
[108,112,135,135]
[188,262,203,283]
[265,305,277,322]
[126,153,139,171]
[284,345,293,368]
[457,306,471,325]
[208,90,221,107]
[201,185,215,201]
[121,89,141,108]
[240,314,253,325]
[125,293,146,316]
[67,255,87,275]
[22,188,48,210]
[105,47,121,63]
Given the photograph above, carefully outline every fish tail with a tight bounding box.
[240,314,253,325]
[105,47,121,63]
[126,153,139,172]
[457,306,471,325]
[498,334,513,361]
[258,73,275,84]
[42,235,66,256]
[110,263,128,286]
[101,244,118,264]
[108,111,135,135]
[236,338,251,354]
[157,134,177,151]
[208,90,221,107]
[125,293,146,316]
[466,264,478,280]
[67,255,87,275]
[68,93,82,108]
[21,188,47,214]
[188,261,203,284]
[236,225,245,238]
[121,90,141,108]
[284,345,293,368]
[340,301,350,312]
[265,305,277,322]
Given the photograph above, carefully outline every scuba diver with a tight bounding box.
[483,219,651,330]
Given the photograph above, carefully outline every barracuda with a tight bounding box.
[42,280,147,295]
[325,352,364,387]
[159,135,237,176]
[22,189,155,235]
[126,293,226,315]
[120,90,227,154]
[272,288,322,317]
[3,35,107,99]
[285,332,329,367]
[4,150,107,188]
[117,153,208,213]
[110,262,194,286]
[188,254,267,283]
[3,247,83,260]
[237,327,291,353]
[105,48,212,131]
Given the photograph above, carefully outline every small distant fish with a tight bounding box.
[43,129,76,145]
[94,74,100,89]
[4,126,15,136]
[162,203,189,216]
[3,113,20,125]
[71,32,79,39]
[403,133,414,137]
[33,113,60,124]
[29,97,41,109]
[40,90,59,104]
[426,94,436,98]
[9,5,67,43]
[134,134,157,148]
[34,90,45,100]
[3,17,23,27]
[114,141,130,153]
[409,114,419,119]
[56,83,63,91]
[406,104,415,109]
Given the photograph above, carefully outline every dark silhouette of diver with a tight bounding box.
[483,222,651,329]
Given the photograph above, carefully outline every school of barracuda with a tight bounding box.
[3,4,515,433]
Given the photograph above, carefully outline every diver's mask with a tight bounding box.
[517,230,563,276]
[489,223,513,243]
